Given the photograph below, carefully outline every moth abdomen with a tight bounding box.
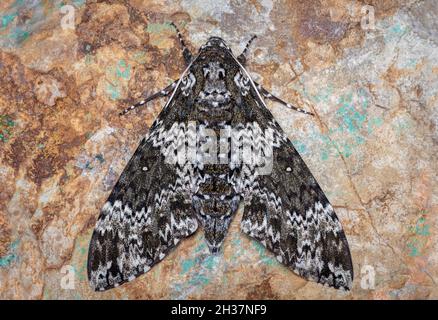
[193,192,240,254]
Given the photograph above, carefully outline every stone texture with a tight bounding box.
[0,0,437,299]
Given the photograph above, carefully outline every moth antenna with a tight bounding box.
[119,81,177,116]
[237,35,257,65]
[170,22,193,65]
[255,82,315,116]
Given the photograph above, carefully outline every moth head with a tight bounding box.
[199,36,233,55]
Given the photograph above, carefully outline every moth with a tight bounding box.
[87,23,354,291]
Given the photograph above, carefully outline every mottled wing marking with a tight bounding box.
[234,65,353,290]
[88,74,198,291]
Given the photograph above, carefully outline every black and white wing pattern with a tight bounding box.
[235,70,354,290]
[87,79,198,291]
[88,30,354,292]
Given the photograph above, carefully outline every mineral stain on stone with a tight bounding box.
[407,212,431,257]
[0,0,53,48]
[115,59,131,79]
[251,241,276,267]
[0,239,19,267]
[291,87,384,161]
[105,59,132,100]
[1,13,17,29]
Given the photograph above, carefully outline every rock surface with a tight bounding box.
[0,0,437,299]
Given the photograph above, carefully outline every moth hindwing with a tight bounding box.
[87,29,353,291]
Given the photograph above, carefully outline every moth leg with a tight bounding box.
[237,35,257,65]
[255,82,315,116]
[119,81,178,116]
[170,22,193,65]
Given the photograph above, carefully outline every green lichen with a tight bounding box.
[407,211,430,257]
[0,115,15,142]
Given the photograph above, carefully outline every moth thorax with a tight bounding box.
[198,61,231,107]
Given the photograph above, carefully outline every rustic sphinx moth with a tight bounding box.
[87,23,354,291]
